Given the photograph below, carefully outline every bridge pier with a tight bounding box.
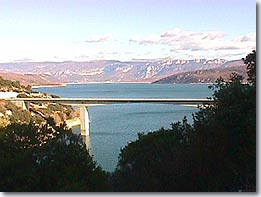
[24,101,30,110]
[80,106,90,136]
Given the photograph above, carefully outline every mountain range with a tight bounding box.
[0,58,245,85]
[153,62,247,84]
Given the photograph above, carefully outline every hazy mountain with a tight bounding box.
[0,58,244,84]
[153,60,246,84]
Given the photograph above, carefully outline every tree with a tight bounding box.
[0,122,110,192]
[242,50,256,85]
[192,72,255,191]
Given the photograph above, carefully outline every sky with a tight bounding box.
[0,0,256,62]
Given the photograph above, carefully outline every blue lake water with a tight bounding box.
[34,83,213,172]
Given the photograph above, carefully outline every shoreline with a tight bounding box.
[32,82,213,88]
[181,104,199,108]
[32,84,67,88]
[64,81,152,85]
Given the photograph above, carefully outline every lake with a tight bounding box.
[34,83,213,172]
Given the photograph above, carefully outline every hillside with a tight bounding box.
[153,60,247,84]
[0,72,60,86]
[0,58,238,83]
[0,76,32,93]
[0,77,79,128]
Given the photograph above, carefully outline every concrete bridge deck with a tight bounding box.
[7,97,214,105]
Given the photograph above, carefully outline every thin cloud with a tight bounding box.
[130,28,256,60]
[85,34,111,43]
[233,32,256,42]
[129,35,159,45]
[76,55,90,59]
[214,46,240,50]
[14,58,33,62]
[130,28,227,47]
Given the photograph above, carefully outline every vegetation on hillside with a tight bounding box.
[0,77,78,128]
[0,76,32,93]
[0,100,44,127]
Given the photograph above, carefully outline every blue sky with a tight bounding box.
[0,0,256,62]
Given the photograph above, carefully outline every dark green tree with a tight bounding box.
[0,122,110,192]
[192,72,255,191]
[242,50,256,85]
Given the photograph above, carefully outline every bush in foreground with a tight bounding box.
[0,123,110,192]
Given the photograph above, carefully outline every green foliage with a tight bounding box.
[0,101,42,127]
[0,75,76,127]
[192,72,255,191]
[26,85,32,91]
[37,103,75,122]
[0,76,32,93]
[50,94,60,98]
[113,52,256,192]
[17,93,30,98]
[0,122,110,192]
[242,50,256,85]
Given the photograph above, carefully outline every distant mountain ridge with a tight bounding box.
[0,58,244,85]
[153,64,247,84]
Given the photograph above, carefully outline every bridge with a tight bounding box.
[6,98,214,136]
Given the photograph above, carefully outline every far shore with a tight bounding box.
[181,104,199,108]
[181,104,209,108]
[32,82,214,88]
[32,84,67,88]
[64,81,152,85]
[32,82,153,88]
